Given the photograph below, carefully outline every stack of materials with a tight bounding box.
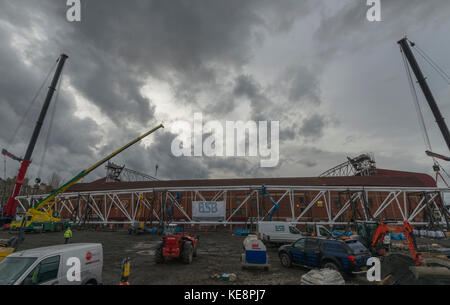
[300,268,345,285]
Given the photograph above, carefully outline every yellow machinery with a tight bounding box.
[128,195,152,234]
[0,237,19,261]
[9,124,164,233]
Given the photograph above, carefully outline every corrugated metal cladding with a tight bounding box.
[67,168,436,193]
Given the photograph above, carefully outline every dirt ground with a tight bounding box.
[0,228,371,285]
[1,228,448,285]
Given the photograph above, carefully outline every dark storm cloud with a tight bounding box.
[0,21,103,181]
[232,74,274,121]
[299,114,327,139]
[121,131,211,180]
[1,0,306,128]
[314,0,450,59]
[279,126,298,142]
[283,66,321,105]
[1,0,449,184]
[296,159,317,168]
[0,0,310,181]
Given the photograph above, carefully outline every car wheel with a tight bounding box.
[154,247,164,264]
[182,243,193,264]
[280,253,292,268]
[322,261,339,271]
[193,239,198,257]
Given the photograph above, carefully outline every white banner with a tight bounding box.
[192,201,226,221]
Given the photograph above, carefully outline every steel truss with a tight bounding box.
[319,154,377,177]
[14,185,450,227]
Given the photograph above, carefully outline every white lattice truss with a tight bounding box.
[14,185,450,226]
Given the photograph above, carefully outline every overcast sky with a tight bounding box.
[1,0,450,184]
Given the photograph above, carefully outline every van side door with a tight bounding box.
[21,255,61,285]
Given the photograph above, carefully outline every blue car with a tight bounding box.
[278,237,371,274]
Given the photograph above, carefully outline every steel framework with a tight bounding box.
[14,184,450,228]
[106,161,158,182]
[319,154,377,177]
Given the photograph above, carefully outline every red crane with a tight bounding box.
[1,54,68,225]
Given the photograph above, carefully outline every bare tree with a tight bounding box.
[48,172,62,189]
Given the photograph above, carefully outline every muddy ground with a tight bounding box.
[0,229,448,285]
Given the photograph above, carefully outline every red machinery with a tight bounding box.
[154,224,199,264]
[371,220,423,266]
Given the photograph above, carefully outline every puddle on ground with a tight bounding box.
[137,250,155,256]
[133,242,157,249]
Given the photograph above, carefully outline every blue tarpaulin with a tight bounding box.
[234,229,250,236]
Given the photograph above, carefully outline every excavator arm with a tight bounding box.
[371,220,423,266]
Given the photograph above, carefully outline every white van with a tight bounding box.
[257,221,302,244]
[0,243,103,285]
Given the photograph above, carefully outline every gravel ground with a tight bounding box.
[0,228,371,285]
[2,228,447,285]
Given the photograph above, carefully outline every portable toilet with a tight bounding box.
[241,235,270,270]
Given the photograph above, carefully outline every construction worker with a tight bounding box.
[64,225,72,244]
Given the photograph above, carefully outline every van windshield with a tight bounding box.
[0,257,37,285]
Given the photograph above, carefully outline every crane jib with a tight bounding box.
[32,124,164,211]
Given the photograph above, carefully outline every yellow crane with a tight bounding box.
[9,124,164,234]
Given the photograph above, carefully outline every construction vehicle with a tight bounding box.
[356,220,423,266]
[128,194,158,235]
[260,186,279,221]
[128,195,151,235]
[0,243,103,285]
[0,211,28,261]
[399,37,450,189]
[0,236,21,262]
[1,54,68,227]
[8,124,164,233]
[257,221,303,245]
[128,221,152,235]
[154,224,199,264]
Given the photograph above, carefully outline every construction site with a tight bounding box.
[1,3,450,287]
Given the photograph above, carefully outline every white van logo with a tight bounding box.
[275,225,285,232]
[66,257,81,282]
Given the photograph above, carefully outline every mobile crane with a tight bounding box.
[9,124,164,232]
[1,54,68,227]
[399,36,450,225]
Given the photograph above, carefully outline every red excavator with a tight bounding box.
[154,224,199,264]
[356,220,423,266]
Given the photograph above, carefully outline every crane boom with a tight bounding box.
[32,124,164,212]
[398,37,450,152]
[3,54,69,218]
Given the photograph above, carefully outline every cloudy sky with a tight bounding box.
[1,0,450,184]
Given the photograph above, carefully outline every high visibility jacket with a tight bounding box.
[64,229,72,238]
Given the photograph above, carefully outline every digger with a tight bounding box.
[154,224,199,264]
[356,220,423,265]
